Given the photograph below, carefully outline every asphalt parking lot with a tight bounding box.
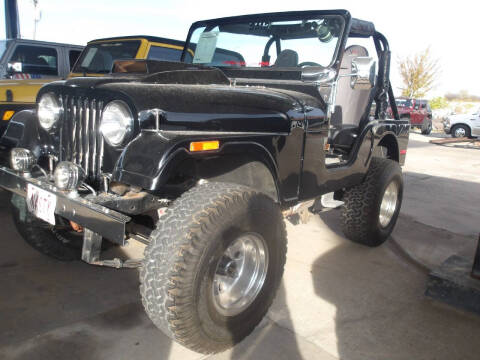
[1,131,479,360]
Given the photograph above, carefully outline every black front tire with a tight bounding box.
[421,119,432,135]
[341,158,403,247]
[140,182,287,354]
[11,194,84,261]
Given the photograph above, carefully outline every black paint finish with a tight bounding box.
[0,9,410,209]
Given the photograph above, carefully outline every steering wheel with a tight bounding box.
[298,61,321,67]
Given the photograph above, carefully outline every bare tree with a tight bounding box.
[398,47,440,98]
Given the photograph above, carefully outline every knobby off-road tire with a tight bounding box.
[341,157,403,247]
[11,194,83,261]
[421,119,433,135]
[140,182,287,354]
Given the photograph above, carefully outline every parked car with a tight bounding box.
[69,35,191,77]
[389,98,432,134]
[0,36,189,137]
[0,10,409,354]
[0,38,83,136]
[444,108,480,137]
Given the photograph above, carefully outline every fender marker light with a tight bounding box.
[2,110,15,121]
[400,149,407,155]
[189,140,220,152]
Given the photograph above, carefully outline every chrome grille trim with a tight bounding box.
[60,96,103,182]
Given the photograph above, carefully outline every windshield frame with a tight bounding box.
[181,10,351,71]
[0,40,9,62]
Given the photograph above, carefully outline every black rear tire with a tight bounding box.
[11,194,83,261]
[140,182,287,354]
[341,158,403,247]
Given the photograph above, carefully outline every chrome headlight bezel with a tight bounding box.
[38,93,62,130]
[99,100,134,147]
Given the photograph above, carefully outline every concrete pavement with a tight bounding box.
[1,131,480,360]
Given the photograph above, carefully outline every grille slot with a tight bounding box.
[60,96,104,182]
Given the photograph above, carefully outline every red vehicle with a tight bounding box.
[389,98,433,134]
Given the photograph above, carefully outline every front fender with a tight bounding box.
[113,130,281,197]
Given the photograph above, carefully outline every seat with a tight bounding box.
[274,49,298,67]
[330,45,372,153]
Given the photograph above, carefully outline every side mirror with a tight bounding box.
[7,62,23,74]
[350,57,376,90]
[301,68,337,84]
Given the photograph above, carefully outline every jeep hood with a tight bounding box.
[44,61,323,133]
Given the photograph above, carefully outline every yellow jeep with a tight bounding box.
[0,36,189,135]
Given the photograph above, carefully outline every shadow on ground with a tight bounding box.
[0,189,309,360]
[0,190,178,360]
[403,171,480,237]
[312,210,480,360]
[211,282,316,360]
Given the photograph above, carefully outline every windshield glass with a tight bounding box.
[396,99,412,107]
[184,15,344,68]
[72,40,140,74]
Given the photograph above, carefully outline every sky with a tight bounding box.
[1,0,478,98]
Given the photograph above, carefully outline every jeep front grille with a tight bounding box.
[59,96,104,182]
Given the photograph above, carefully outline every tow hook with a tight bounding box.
[82,228,142,269]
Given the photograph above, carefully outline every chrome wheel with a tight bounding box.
[454,127,466,138]
[212,233,268,317]
[379,181,399,228]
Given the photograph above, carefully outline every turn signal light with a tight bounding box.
[189,140,219,152]
[2,110,15,121]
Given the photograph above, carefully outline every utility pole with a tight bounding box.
[32,0,41,40]
[5,0,21,39]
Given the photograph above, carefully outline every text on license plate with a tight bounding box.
[26,184,57,225]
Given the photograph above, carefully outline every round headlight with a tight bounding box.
[10,148,36,173]
[38,93,61,130]
[54,162,85,191]
[99,100,133,146]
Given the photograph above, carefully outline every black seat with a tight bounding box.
[274,49,298,67]
[329,45,371,155]
[329,106,358,154]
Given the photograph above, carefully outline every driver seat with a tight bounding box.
[330,45,372,154]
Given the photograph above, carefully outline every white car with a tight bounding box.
[444,108,480,138]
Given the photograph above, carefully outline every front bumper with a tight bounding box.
[0,166,130,244]
[443,122,451,134]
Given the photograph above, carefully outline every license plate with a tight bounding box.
[27,184,57,225]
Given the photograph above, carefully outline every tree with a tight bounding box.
[398,47,440,98]
[429,96,448,110]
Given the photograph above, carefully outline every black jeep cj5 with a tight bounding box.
[0,10,408,354]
